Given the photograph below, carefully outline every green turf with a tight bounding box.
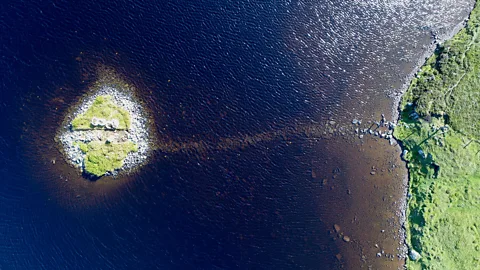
[395,2,480,269]
[78,141,138,177]
[71,95,131,130]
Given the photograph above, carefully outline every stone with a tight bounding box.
[342,235,351,242]
[91,117,106,127]
[409,112,419,120]
[91,117,98,126]
[409,249,421,261]
[334,224,341,233]
[418,149,426,159]
[111,118,119,128]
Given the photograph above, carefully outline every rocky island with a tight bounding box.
[58,83,150,178]
[394,1,480,269]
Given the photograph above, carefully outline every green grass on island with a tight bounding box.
[78,141,138,177]
[71,95,131,130]
[395,2,480,269]
[70,95,138,177]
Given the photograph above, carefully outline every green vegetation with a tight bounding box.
[71,95,131,130]
[78,141,137,177]
[69,94,138,177]
[395,2,480,269]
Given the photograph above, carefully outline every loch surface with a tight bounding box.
[0,0,473,269]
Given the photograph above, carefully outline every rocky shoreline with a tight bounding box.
[58,85,151,177]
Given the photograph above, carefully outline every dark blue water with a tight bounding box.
[0,1,339,269]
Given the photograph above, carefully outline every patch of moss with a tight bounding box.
[395,2,480,268]
[71,95,131,130]
[77,142,89,153]
[78,141,138,177]
[395,121,480,269]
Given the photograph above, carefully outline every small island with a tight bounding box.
[58,83,150,178]
[394,1,480,269]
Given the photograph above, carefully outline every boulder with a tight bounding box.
[409,249,421,261]
[105,119,120,130]
[91,117,106,127]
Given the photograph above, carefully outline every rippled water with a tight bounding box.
[287,0,472,116]
[0,0,473,269]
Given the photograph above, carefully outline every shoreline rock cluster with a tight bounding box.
[58,85,151,177]
[351,114,397,145]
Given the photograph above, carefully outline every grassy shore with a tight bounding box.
[394,2,480,269]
